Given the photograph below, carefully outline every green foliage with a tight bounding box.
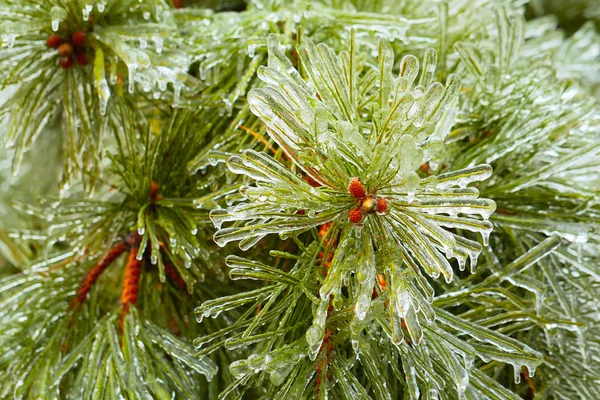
[0,107,244,398]
[214,32,499,336]
[0,0,191,188]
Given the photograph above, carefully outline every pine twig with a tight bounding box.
[120,244,142,328]
[69,241,127,310]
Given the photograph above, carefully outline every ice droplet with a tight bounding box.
[83,5,92,21]
[482,230,490,247]
[50,6,66,32]
[248,43,257,58]
[154,37,164,54]
[128,65,137,94]
[513,364,521,384]
[355,294,370,320]
[97,79,110,115]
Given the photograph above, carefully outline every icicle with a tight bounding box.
[248,43,257,58]
[153,37,164,54]
[393,284,411,319]
[306,300,328,360]
[128,65,137,94]
[82,4,93,21]
[94,48,111,116]
[355,245,375,320]
[513,364,521,384]
[50,6,66,32]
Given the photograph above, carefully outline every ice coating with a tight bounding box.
[306,299,329,360]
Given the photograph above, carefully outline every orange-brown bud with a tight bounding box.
[348,177,366,198]
[349,208,363,224]
[377,198,389,213]
[71,31,86,47]
[46,35,63,48]
[59,56,73,69]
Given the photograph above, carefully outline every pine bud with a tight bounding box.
[376,274,387,291]
[75,52,88,66]
[361,196,377,214]
[151,181,159,196]
[59,56,73,69]
[46,35,63,49]
[348,208,363,224]
[377,198,389,214]
[71,31,86,47]
[58,42,74,57]
[348,177,366,198]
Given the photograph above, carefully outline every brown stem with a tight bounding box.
[521,366,536,400]
[119,246,142,328]
[69,242,127,310]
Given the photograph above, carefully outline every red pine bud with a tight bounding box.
[151,181,159,195]
[58,42,74,57]
[75,52,88,66]
[377,198,389,213]
[348,177,366,198]
[376,274,387,290]
[46,35,63,49]
[59,56,73,69]
[348,208,363,224]
[71,31,86,47]
[173,0,184,8]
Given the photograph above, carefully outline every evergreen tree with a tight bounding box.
[0,0,598,399]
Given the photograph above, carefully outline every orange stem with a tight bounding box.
[238,124,279,157]
[119,246,142,326]
[69,242,127,310]
[521,366,536,399]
